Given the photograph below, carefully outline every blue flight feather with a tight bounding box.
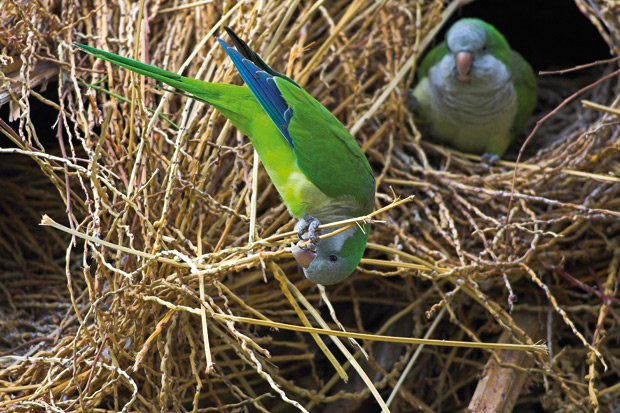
[216,37,293,148]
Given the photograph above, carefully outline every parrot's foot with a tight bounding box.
[404,89,420,114]
[296,214,321,246]
[481,152,501,165]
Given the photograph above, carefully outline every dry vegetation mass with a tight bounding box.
[1,0,620,412]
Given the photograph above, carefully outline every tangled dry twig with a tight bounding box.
[1,0,620,412]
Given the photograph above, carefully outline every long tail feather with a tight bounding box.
[75,43,212,99]
[74,42,264,136]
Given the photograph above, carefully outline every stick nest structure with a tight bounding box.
[1,1,620,411]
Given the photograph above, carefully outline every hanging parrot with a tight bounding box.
[410,18,537,158]
[75,27,375,285]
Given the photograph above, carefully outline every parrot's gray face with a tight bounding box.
[438,20,509,86]
[292,226,359,285]
[426,19,516,127]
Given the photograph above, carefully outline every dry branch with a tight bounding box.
[1,0,620,412]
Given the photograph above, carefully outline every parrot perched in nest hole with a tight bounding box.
[409,18,537,159]
[75,27,375,285]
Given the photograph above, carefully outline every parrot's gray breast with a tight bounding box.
[428,54,516,126]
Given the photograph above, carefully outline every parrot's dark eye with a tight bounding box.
[481,44,488,52]
[329,255,339,262]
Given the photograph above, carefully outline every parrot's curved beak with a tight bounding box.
[291,243,316,268]
[455,51,474,82]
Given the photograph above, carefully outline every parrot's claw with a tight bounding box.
[307,218,320,244]
[481,152,500,165]
[404,89,420,114]
[296,214,321,247]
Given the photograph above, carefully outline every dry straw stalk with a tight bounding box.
[1,0,620,412]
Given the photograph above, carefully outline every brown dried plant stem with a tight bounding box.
[2,0,620,411]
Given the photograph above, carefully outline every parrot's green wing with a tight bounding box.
[276,79,375,210]
[510,49,537,134]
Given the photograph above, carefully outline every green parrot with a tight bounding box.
[75,27,375,285]
[411,18,537,158]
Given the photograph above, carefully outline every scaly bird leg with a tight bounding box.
[295,214,321,247]
[480,152,500,165]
